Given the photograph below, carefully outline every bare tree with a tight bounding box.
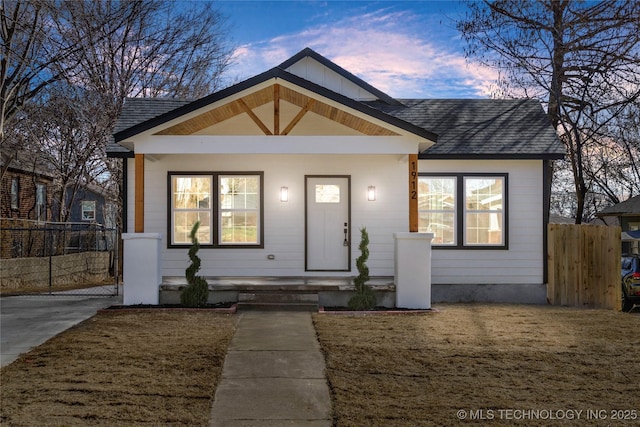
[1,0,75,179]
[2,0,233,226]
[58,0,232,119]
[55,0,233,230]
[457,0,640,222]
[26,83,111,222]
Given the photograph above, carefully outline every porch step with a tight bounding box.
[237,291,319,312]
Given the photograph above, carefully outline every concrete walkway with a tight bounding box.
[210,311,332,426]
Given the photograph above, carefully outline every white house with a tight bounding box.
[108,48,564,306]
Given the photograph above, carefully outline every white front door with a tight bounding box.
[305,176,350,271]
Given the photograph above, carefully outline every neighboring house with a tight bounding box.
[597,195,640,255]
[107,48,565,303]
[54,183,109,225]
[549,214,576,224]
[0,153,54,222]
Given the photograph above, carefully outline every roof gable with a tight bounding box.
[279,47,402,106]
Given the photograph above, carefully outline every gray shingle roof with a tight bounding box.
[597,195,640,216]
[107,48,564,160]
[113,98,193,134]
[108,98,193,156]
[365,99,565,159]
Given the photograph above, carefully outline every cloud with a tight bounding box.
[226,8,499,99]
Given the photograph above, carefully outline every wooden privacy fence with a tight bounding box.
[547,224,621,310]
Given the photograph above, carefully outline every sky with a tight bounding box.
[215,0,499,99]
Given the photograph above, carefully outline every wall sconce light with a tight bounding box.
[367,185,376,201]
[280,186,289,202]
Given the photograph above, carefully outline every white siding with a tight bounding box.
[285,57,378,101]
[134,154,409,277]
[421,159,545,285]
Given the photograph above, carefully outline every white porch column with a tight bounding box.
[394,232,434,309]
[122,233,162,305]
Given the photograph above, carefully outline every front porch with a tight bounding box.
[122,232,433,309]
[159,276,397,309]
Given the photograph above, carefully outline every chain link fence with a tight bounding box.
[0,220,119,296]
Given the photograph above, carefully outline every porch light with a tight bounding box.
[367,186,376,201]
[280,186,289,202]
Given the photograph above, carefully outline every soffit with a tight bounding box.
[153,84,399,137]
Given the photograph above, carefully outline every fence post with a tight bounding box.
[45,227,52,294]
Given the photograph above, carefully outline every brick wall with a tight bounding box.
[1,170,54,220]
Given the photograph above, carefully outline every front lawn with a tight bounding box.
[0,311,236,426]
[313,304,639,426]
[1,304,637,426]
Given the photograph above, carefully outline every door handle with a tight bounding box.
[343,222,349,246]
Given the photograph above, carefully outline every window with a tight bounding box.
[169,172,263,247]
[10,177,19,210]
[36,183,46,221]
[81,201,96,221]
[315,184,340,203]
[630,223,639,255]
[418,176,457,245]
[419,174,507,248]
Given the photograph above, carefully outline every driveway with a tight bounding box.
[0,293,121,367]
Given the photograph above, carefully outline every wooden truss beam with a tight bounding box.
[238,98,272,135]
[281,99,315,135]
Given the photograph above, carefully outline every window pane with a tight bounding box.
[173,211,211,244]
[465,213,503,244]
[315,185,340,203]
[221,211,258,243]
[418,177,456,245]
[464,177,504,246]
[173,177,211,209]
[82,201,96,221]
[465,178,503,210]
[36,184,46,221]
[419,212,455,244]
[219,175,260,245]
[171,176,212,245]
[418,178,456,210]
[11,178,19,209]
[220,176,259,209]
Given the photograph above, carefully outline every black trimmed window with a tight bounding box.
[418,173,508,249]
[168,172,263,248]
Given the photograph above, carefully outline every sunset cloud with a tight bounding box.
[225,8,499,99]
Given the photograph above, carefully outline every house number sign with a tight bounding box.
[409,154,418,232]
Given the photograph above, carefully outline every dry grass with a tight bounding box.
[313,304,640,426]
[2,304,638,426]
[0,311,236,426]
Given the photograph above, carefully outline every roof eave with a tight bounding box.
[419,152,565,160]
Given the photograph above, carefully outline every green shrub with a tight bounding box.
[180,221,209,307]
[348,227,376,310]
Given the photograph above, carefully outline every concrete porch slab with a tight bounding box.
[161,276,396,292]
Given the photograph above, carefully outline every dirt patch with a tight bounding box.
[313,304,640,426]
[0,311,236,426]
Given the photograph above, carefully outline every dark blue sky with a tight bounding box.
[215,1,495,98]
